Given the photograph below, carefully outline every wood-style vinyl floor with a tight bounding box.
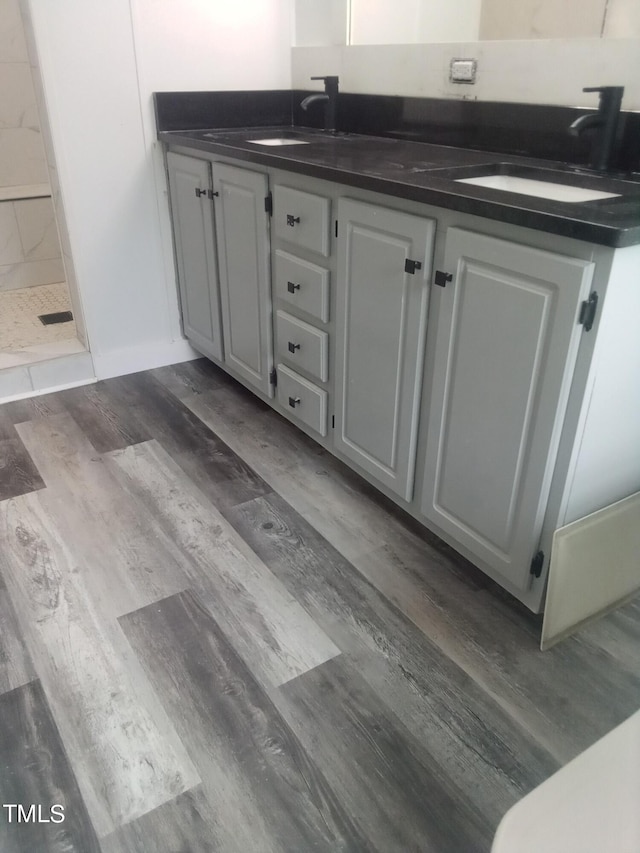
[1,359,639,852]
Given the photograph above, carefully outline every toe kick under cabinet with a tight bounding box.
[165,145,640,630]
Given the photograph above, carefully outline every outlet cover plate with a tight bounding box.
[450,58,477,84]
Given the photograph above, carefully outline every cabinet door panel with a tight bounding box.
[421,227,594,590]
[335,199,435,501]
[166,152,223,361]
[214,163,273,397]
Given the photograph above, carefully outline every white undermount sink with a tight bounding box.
[247,137,310,146]
[456,174,620,203]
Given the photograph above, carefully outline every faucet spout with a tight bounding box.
[300,75,339,133]
[569,85,624,172]
[569,113,603,136]
[301,93,329,111]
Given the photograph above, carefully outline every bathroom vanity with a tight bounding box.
[157,91,640,644]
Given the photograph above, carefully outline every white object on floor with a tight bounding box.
[492,709,640,853]
[541,491,640,649]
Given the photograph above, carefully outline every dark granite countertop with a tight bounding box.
[159,125,640,248]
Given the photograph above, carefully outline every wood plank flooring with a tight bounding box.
[0,680,100,853]
[0,358,639,852]
[106,440,340,689]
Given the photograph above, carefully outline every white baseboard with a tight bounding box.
[92,338,200,380]
[0,340,201,403]
[0,376,97,404]
[0,350,96,403]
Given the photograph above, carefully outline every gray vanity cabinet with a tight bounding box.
[166,152,223,361]
[419,227,594,591]
[164,142,639,630]
[212,162,274,397]
[334,199,436,501]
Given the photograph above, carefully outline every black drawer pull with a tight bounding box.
[288,342,300,353]
[288,396,301,408]
[287,214,301,227]
[195,187,207,198]
[404,258,422,275]
[287,281,301,293]
[434,269,453,287]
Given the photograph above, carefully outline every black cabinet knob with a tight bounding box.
[434,270,453,287]
[286,214,301,227]
[404,258,422,275]
[195,188,207,198]
[287,281,301,293]
[288,342,301,353]
[288,396,301,408]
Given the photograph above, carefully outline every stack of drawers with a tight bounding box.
[272,183,331,436]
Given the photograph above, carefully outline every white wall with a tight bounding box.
[604,0,640,37]
[24,0,293,379]
[294,0,348,46]
[480,0,607,40]
[0,0,46,187]
[481,0,640,40]
[132,0,292,94]
[292,39,640,109]
[350,0,481,45]
[130,0,293,358]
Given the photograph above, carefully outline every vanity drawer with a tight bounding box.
[276,310,329,382]
[273,185,331,256]
[277,364,327,436]
[274,250,330,323]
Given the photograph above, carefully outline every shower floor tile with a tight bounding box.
[0,281,85,370]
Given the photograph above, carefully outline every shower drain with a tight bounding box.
[38,310,74,325]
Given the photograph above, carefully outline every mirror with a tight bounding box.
[294,0,639,45]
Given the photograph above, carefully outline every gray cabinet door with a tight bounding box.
[420,227,594,591]
[335,199,435,501]
[213,163,273,397]
[166,152,223,361]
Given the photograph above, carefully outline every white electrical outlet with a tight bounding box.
[450,59,477,84]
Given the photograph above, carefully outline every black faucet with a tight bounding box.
[569,85,624,172]
[300,76,339,133]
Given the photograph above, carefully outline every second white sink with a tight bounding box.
[248,138,310,146]
[456,174,620,203]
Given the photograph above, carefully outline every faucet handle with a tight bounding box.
[583,86,624,94]
[583,85,624,107]
[310,75,339,91]
[582,86,624,113]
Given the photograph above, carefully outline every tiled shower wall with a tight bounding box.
[0,196,65,292]
[0,0,64,293]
